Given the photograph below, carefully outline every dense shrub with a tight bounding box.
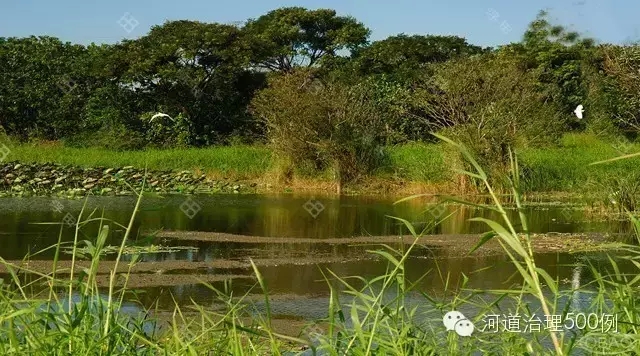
[419,53,565,186]
[599,45,640,135]
[251,70,390,186]
[138,112,191,148]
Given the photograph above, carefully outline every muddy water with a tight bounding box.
[0,194,635,318]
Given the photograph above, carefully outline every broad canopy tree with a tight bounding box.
[244,7,370,72]
[348,34,486,83]
[100,20,265,146]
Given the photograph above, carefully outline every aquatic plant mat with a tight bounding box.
[157,231,621,255]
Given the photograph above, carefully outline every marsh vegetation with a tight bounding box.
[1,5,640,355]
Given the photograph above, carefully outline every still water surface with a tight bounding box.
[0,194,634,317]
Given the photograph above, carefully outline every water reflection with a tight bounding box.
[125,251,604,312]
[571,265,582,311]
[0,194,635,316]
[0,194,633,259]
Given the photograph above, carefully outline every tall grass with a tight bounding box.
[5,142,272,179]
[383,143,447,182]
[0,135,639,354]
[518,133,640,192]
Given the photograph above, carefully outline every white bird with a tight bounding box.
[574,105,584,119]
[150,113,175,122]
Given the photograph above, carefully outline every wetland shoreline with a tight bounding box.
[0,160,606,199]
[0,161,254,198]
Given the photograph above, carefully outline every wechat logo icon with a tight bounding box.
[443,310,475,337]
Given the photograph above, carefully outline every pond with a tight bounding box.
[0,194,635,320]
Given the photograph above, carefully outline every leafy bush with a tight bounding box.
[420,53,564,187]
[251,70,390,186]
[597,45,640,135]
[138,112,191,148]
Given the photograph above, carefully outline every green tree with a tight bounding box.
[422,52,564,186]
[327,35,487,142]
[592,44,640,135]
[0,36,93,140]
[348,34,486,84]
[251,69,390,191]
[517,10,594,128]
[244,7,370,72]
[103,20,265,146]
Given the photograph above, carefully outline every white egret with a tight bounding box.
[574,105,584,119]
[150,113,175,122]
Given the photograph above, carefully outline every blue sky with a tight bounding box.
[1,0,638,47]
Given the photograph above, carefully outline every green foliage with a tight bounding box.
[518,133,640,192]
[1,5,639,164]
[604,171,640,213]
[328,35,488,143]
[420,52,564,185]
[251,69,390,184]
[595,45,640,134]
[244,7,370,72]
[138,112,191,148]
[519,10,594,121]
[69,84,149,150]
[5,133,639,193]
[112,20,265,146]
[348,75,416,144]
[6,144,272,179]
[349,34,486,83]
[0,36,93,140]
[384,143,447,182]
